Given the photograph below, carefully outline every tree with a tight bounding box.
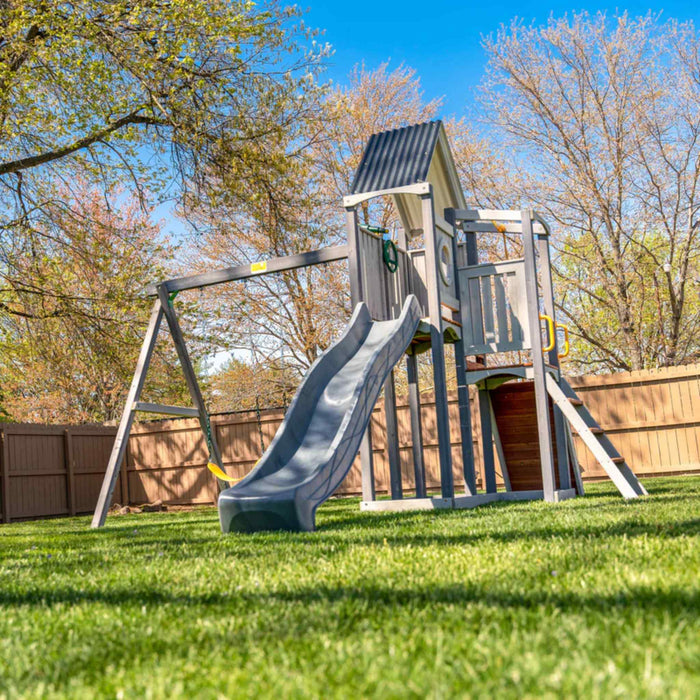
[482,12,700,370]
[0,182,191,422]
[0,0,323,318]
[445,117,524,262]
[209,358,297,414]
[194,62,443,394]
[317,62,441,219]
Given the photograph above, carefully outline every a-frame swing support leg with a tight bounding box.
[91,300,164,528]
[156,286,225,476]
[92,290,226,528]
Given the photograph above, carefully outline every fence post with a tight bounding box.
[64,428,76,516]
[1,427,9,523]
[120,432,131,507]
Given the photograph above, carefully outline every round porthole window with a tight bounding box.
[439,238,453,286]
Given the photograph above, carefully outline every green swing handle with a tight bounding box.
[382,239,399,273]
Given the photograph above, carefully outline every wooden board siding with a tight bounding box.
[490,381,575,491]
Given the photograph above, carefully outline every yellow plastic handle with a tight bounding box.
[539,314,556,353]
[556,323,570,359]
[207,461,243,484]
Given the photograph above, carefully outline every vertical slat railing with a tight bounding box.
[493,274,508,346]
[481,276,495,346]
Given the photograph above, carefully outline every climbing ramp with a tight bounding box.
[488,377,646,498]
[546,375,648,498]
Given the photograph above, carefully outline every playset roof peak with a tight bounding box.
[350,120,467,236]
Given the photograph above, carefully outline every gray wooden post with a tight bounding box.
[346,207,364,307]
[346,205,375,501]
[522,210,557,501]
[398,224,426,499]
[380,230,403,499]
[463,215,484,493]
[91,300,164,527]
[537,231,571,490]
[384,371,403,499]
[360,430,376,502]
[445,208,477,495]
[156,287,224,475]
[421,191,454,499]
[478,387,498,493]
[406,354,427,497]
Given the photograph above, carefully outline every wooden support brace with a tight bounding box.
[488,397,511,491]
[91,300,164,527]
[156,287,224,479]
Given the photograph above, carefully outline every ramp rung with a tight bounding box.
[590,427,603,435]
[132,402,199,417]
[569,397,583,406]
[611,456,625,464]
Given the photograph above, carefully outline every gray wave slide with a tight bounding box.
[218,294,422,533]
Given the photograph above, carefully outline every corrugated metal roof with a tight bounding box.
[350,121,442,195]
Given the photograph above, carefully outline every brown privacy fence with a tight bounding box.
[1,363,699,522]
[0,425,120,523]
[567,364,700,480]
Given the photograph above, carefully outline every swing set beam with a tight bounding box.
[146,245,350,296]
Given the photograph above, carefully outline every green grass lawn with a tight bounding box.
[0,477,698,699]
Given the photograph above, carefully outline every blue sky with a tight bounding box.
[305,1,700,114]
[158,2,700,236]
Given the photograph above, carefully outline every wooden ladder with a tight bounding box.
[545,375,648,499]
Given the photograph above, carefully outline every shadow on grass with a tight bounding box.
[1,580,698,620]
[318,516,700,548]
[4,573,698,696]
[317,487,700,524]
[3,506,698,573]
[2,515,697,583]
